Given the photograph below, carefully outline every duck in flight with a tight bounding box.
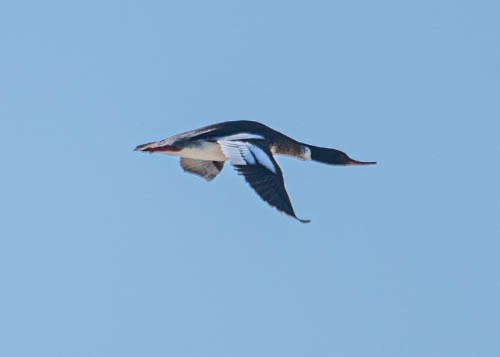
[135,120,376,223]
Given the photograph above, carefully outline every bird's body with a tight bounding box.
[135,120,375,222]
[136,121,309,160]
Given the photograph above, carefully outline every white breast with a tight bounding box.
[300,146,312,160]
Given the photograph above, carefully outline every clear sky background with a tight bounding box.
[1,1,499,356]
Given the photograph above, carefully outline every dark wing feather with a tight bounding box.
[218,140,309,223]
[235,164,309,222]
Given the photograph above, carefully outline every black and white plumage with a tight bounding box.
[218,139,310,223]
[135,120,376,223]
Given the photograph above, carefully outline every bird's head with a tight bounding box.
[309,145,376,166]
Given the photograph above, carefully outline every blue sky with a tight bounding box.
[1,1,499,356]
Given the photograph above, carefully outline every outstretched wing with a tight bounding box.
[218,140,309,223]
[180,158,224,181]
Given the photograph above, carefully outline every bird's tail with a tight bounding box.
[134,141,181,153]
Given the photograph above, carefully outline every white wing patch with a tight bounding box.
[218,140,276,173]
[216,133,264,141]
[248,145,276,173]
[218,140,254,165]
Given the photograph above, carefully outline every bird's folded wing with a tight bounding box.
[218,140,309,223]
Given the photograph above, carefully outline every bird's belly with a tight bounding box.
[162,141,227,161]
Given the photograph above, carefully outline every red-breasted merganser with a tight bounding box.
[135,120,376,223]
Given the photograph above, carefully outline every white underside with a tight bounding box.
[160,141,227,161]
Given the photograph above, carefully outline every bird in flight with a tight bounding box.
[135,120,376,223]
